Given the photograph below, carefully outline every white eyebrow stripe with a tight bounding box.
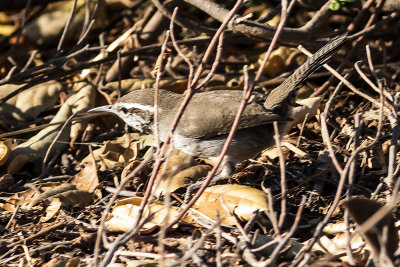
[118,103,155,112]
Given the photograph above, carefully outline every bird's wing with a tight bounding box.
[172,90,286,139]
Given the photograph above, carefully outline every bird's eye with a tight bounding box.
[121,107,128,114]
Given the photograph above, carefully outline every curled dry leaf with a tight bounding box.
[70,162,101,199]
[192,184,268,225]
[312,232,368,265]
[50,189,94,208]
[40,198,62,223]
[7,153,34,174]
[283,96,321,133]
[29,183,94,209]
[323,221,347,234]
[71,233,96,248]
[154,149,197,197]
[0,81,62,121]
[121,160,144,183]
[28,183,77,208]
[27,183,94,210]
[0,182,61,211]
[80,133,155,170]
[261,144,290,160]
[106,197,192,233]
[42,257,80,267]
[11,84,96,165]
[256,47,303,76]
[24,0,105,46]
[155,164,212,197]
[70,84,97,142]
[344,196,399,260]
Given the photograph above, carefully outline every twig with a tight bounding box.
[344,113,361,266]
[265,196,306,266]
[4,205,20,231]
[57,0,78,52]
[41,112,78,174]
[93,151,154,266]
[273,121,287,230]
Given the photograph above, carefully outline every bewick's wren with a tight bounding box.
[90,35,347,178]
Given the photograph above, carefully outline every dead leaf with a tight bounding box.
[154,150,197,197]
[106,197,191,233]
[344,197,399,260]
[283,97,321,133]
[156,164,212,197]
[40,198,62,223]
[0,81,62,121]
[80,133,152,170]
[0,182,62,211]
[251,233,303,259]
[312,232,368,265]
[11,84,96,165]
[42,257,80,267]
[261,144,290,160]
[24,0,105,46]
[192,184,268,225]
[323,221,347,234]
[256,47,298,76]
[71,233,96,247]
[70,162,101,199]
[29,183,77,208]
[51,190,94,208]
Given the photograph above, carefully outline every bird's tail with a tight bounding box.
[264,34,348,111]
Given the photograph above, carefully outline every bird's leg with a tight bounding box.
[183,159,236,203]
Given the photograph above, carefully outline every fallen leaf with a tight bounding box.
[51,190,94,208]
[70,162,101,199]
[192,184,268,225]
[344,197,399,260]
[80,133,151,170]
[42,257,80,267]
[71,233,96,247]
[106,197,191,233]
[11,84,96,166]
[0,81,62,121]
[251,233,303,259]
[29,183,77,208]
[154,150,197,197]
[0,182,61,211]
[24,0,105,46]
[283,97,321,133]
[7,153,34,174]
[312,232,368,265]
[256,47,300,76]
[155,164,212,197]
[40,198,62,223]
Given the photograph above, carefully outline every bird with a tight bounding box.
[90,34,347,180]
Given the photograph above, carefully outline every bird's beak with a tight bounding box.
[88,105,113,113]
